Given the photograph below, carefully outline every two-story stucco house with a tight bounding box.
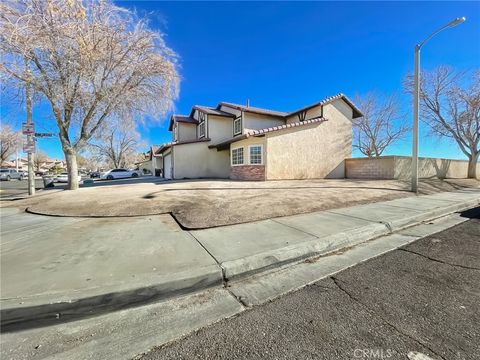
[154,93,362,180]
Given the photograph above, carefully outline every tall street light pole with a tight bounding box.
[411,17,466,193]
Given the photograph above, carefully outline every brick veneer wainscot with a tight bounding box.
[230,165,265,181]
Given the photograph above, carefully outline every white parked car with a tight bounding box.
[56,172,82,183]
[100,168,140,180]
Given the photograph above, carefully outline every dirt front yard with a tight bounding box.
[5,178,479,229]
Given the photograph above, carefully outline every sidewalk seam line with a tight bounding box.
[225,288,248,308]
[187,231,227,284]
[270,219,319,239]
[324,210,390,229]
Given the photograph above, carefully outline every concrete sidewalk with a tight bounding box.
[1,188,479,330]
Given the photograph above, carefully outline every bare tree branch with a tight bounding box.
[0,0,179,189]
[0,124,21,166]
[89,116,143,168]
[405,66,480,178]
[353,93,409,157]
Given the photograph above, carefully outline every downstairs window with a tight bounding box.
[231,147,244,166]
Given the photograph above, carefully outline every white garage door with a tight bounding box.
[164,154,172,179]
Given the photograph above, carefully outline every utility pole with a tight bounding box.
[25,77,35,196]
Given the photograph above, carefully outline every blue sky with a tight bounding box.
[2,1,479,160]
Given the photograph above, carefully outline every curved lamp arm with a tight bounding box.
[418,17,466,49]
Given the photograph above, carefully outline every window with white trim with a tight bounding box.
[198,121,205,138]
[233,117,242,135]
[231,147,244,166]
[249,145,263,165]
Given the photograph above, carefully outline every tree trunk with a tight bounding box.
[65,151,79,190]
[467,152,479,179]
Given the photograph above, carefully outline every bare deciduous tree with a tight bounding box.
[0,0,179,189]
[33,150,48,172]
[406,66,479,178]
[90,118,142,168]
[0,124,21,166]
[353,93,409,157]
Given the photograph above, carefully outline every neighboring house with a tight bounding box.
[155,93,362,180]
[136,146,163,176]
[4,157,66,173]
[1,160,16,168]
[40,159,66,173]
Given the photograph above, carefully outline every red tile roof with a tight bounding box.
[246,117,327,136]
[288,93,363,119]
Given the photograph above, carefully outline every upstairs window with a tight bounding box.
[198,121,205,138]
[233,117,242,135]
[231,147,244,166]
[198,111,206,139]
[249,145,263,164]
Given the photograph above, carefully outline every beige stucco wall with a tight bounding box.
[265,100,352,180]
[286,103,323,124]
[243,112,285,134]
[218,105,241,118]
[192,109,200,121]
[208,115,234,143]
[177,123,196,142]
[345,156,478,179]
[173,142,230,179]
[394,156,478,179]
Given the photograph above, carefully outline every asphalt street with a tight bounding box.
[0,179,44,198]
[142,208,480,360]
[0,176,162,198]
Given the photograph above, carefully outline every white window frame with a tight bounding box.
[198,121,205,138]
[231,146,244,166]
[248,144,263,165]
[233,117,242,136]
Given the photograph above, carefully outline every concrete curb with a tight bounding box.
[2,190,479,331]
[1,266,222,332]
[222,221,390,280]
[219,192,480,281]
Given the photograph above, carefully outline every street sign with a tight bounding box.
[22,122,35,135]
[23,139,36,153]
[34,132,55,138]
[23,145,35,153]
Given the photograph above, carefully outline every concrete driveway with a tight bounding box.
[5,178,479,229]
